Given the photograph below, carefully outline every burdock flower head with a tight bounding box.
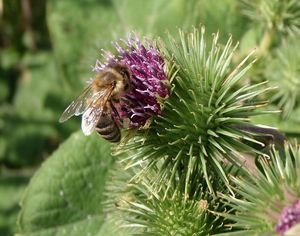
[93,33,169,128]
[218,144,300,236]
[115,27,274,194]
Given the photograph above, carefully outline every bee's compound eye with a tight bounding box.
[120,69,130,81]
[112,98,120,103]
[124,83,130,92]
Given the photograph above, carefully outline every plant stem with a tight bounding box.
[258,28,274,56]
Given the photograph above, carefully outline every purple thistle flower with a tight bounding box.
[276,200,300,234]
[93,33,169,128]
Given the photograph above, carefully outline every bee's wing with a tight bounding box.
[59,85,94,123]
[81,85,114,136]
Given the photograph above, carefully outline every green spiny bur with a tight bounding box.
[107,163,231,236]
[117,27,273,193]
[218,143,300,235]
[240,0,300,37]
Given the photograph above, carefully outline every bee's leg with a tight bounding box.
[110,100,122,120]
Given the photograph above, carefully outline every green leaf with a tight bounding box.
[17,131,117,236]
[0,175,29,236]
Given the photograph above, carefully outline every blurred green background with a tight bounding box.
[1,0,299,235]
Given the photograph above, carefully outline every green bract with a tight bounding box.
[116,28,273,193]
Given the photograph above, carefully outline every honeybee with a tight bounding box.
[59,63,131,143]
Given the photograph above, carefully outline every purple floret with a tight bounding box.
[93,33,169,128]
[276,200,300,234]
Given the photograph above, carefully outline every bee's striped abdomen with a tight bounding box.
[95,114,120,143]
